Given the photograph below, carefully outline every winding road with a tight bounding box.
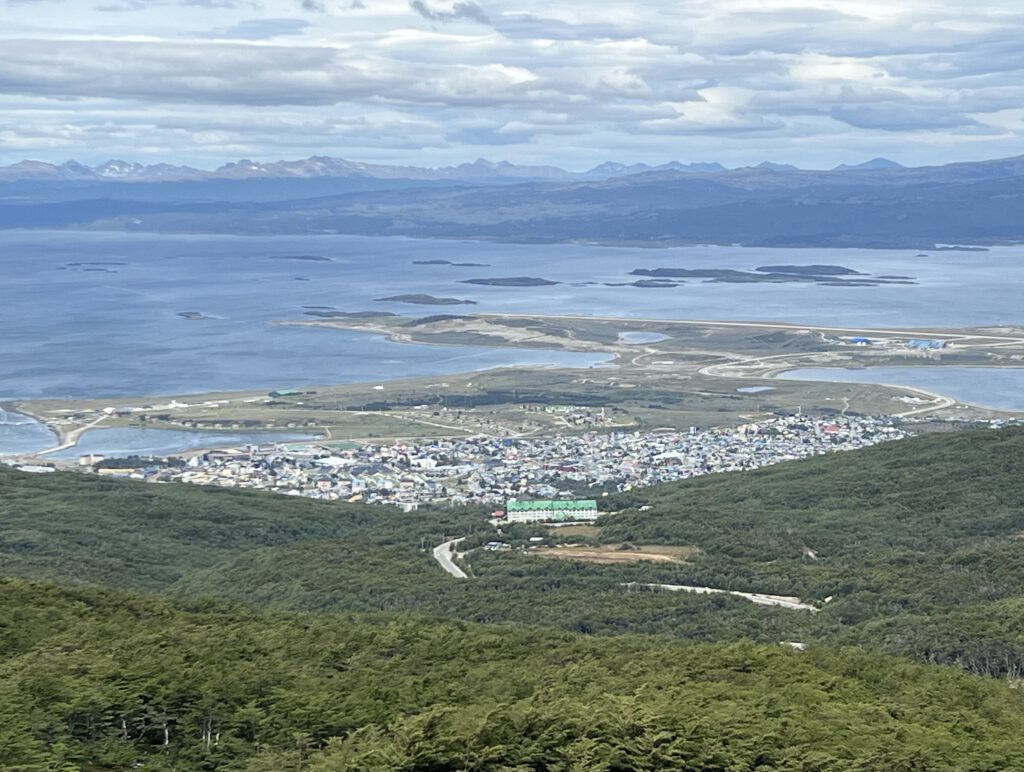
[431,543,815,611]
[432,538,468,579]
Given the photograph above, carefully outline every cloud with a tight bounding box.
[96,0,251,9]
[829,104,981,132]
[5,0,1024,168]
[493,14,639,41]
[409,0,489,25]
[184,0,249,7]
[206,19,311,39]
[448,125,532,145]
[0,41,400,106]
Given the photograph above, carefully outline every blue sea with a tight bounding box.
[3,230,1024,453]
[780,367,1024,411]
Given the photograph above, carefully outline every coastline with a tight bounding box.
[8,315,1024,461]
[773,365,1024,415]
[0,401,62,443]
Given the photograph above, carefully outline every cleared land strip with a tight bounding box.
[623,582,819,612]
[475,313,1024,345]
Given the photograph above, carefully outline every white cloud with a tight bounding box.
[3,0,1024,167]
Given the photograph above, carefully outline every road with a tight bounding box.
[35,414,108,457]
[623,582,819,612]
[432,538,468,579]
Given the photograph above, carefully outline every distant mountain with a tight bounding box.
[834,158,904,172]
[577,160,726,179]
[753,161,801,172]
[0,155,728,184]
[4,153,1024,248]
[0,159,206,182]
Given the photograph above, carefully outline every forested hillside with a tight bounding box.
[4,579,1024,771]
[3,427,1024,678]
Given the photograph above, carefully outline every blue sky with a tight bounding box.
[3,0,1024,169]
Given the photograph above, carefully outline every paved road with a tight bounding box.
[624,582,819,612]
[433,538,468,579]
[35,414,108,457]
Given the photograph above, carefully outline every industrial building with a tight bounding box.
[504,499,599,523]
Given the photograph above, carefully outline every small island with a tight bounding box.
[376,294,478,306]
[270,255,333,262]
[413,259,491,267]
[754,265,862,276]
[303,310,397,319]
[461,276,559,287]
[631,265,915,286]
[631,279,681,288]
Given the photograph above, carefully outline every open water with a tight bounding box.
[780,367,1024,411]
[46,427,321,460]
[0,407,56,454]
[3,231,1024,454]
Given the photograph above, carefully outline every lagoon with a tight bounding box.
[48,427,322,460]
[779,367,1024,412]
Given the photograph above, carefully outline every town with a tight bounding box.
[77,414,907,509]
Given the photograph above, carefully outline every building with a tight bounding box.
[906,339,947,350]
[504,499,599,523]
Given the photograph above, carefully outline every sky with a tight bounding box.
[3,0,1024,170]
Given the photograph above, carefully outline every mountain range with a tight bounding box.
[0,154,903,183]
[3,153,1024,248]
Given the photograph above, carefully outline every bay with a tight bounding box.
[0,407,56,455]
[779,367,1024,411]
[47,427,322,460]
[3,230,1023,403]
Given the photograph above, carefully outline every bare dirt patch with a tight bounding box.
[549,525,601,537]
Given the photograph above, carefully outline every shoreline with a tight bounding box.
[0,401,62,443]
[8,315,1024,460]
[772,365,1024,415]
[15,226,1004,253]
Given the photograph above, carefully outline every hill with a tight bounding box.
[4,426,1024,676]
[4,578,1024,771]
[0,463,822,644]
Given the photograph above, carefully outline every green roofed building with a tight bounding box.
[505,499,599,524]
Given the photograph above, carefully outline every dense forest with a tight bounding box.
[5,579,1024,771]
[3,427,1024,768]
